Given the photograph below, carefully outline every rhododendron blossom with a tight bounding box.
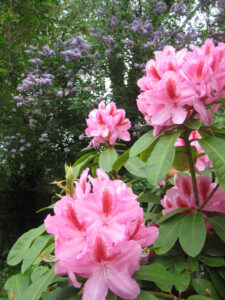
[85,101,131,146]
[161,174,225,216]
[45,168,158,300]
[137,39,225,135]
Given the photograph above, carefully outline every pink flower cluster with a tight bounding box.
[161,174,225,216]
[85,101,131,146]
[45,168,158,300]
[175,130,212,173]
[137,39,225,135]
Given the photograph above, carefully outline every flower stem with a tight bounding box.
[200,183,220,210]
[184,130,200,209]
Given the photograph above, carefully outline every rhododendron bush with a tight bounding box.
[5,39,225,300]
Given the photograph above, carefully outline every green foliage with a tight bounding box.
[99,147,118,172]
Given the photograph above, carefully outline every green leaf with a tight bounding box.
[106,291,117,299]
[184,119,202,130]
[174,256,185,273]
[156,207,189,225]
[130,130,157,157]
[33,243,55,265]
[112,150,129,170]
[7,224,46,266]
[134,263,174,288]
[186,257,199,271]
[31,266,49,282]
[202,255,225,267]
[208,268,225,298]
[218,268,225,280]
[140,142,157,162]
[4,273,30,300]
[174,269,190,292]
[23,268,55,300]
[124,156,147,178]
[137,191,161,204]
[172,146,198,171]
[208,216,225,242]
[146,132,180,185]
[199,137,225,189]
[36,203,54,213]
[192,278,221,300]
[144,212,158,222]
[99,147,117,172]
[154,215,184,255]
[187,296,214,300]
[135,290,159,300]
[203,233,225,256]
[179,212,206,257]
[42,287,81,300]
[21,235,52,273]
[72,152,96,167]
[153,255,179,269]
[73,153,96,178]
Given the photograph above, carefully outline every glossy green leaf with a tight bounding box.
[179,212,206,257]
[156,207,189,225]
[187,296,214,300]
[99,147,117,172]
[140,142,157,162]
[174,269,190,292]
[134,263,175,288]
[21,235,52,273]
[146,132,180,185]
[208,216,225,242]
[172,146,198,171]
[112,150,129,170]
[4,273,30,300]
[124,156,146,178]
[73,153,96,178]
[138,191,160,204]
[31,266,49,282]
[184,119,202,130]
[42,287,81,300]
[192,278,221,300]
[154,215,184,255]
[199,137,225,189]
[7,224,45,266]
[208,268,225,298]
[186,257,199,271]
[202,255,225,267]
[203,233,225,256]
[130,130,157,157]
[33,242,55,265]
[135,290,159,300]
[72,152,96,167]
[174,256,185,273]
[23,268,55,300]
[153,255,179,269]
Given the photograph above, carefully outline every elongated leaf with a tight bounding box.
[179,212,206,257]
[134,263,175,288]
[7,224,45,266]
[199,137,225,189]
[72,152,96,167]
[42,287,81,300]
[21,235,52,273]
[73,153,96,178]
[187,257,199,271]
[187,296,214,300]
[184,119,202,130]
[5,274,30,300]
[154,215,184,255]
[140,142,157,162]
[135,291,159,300]
[174,269,190,292]
[23,268,55,300]
[130,130,157,157]
[202,255,225,267]
[192,278,221,300]
[174,256,185,274]
[203,233,225,256]
[208,216,225,242]
[112,150,129,170]
[138,191,160,204]
[146,132,180,185]
[156,207,189,225]
[124,156,146,178]
[172,146,198,172]
[99,147,117,172]
[31,266,49,282]
[208,268,225,298]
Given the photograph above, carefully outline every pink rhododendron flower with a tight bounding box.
[45,168,158,300]
[137,39,225,135]
[161,174,225,216]
[85,101,131,146]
